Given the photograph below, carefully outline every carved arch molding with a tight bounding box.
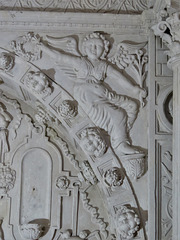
[0,1,177,240]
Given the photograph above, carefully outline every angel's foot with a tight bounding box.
[117,141,139,155]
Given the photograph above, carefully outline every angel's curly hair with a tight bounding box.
[82,32,110,59]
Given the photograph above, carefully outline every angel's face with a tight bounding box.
[85,38,104,60]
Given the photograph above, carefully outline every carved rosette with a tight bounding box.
[103,167,123,190]
[56,176,70,190]
[0,166,16,194]
[80,128,107,158]
[58,100,78,119]
[24,71,52,97]
[115,206,140,239]
[0,52,14,72]
[20,223,43,240]
[121,153,145,180]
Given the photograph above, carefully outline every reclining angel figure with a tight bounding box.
[37,32,146,155]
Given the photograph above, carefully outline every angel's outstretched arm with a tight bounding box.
[38,42,82,69]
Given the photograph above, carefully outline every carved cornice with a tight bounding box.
[0,11,146,35]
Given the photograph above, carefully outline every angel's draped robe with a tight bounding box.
[73,57,138,149]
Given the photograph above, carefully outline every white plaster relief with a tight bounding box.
[0,219,4,240]
[24,71,52,98]
[103,167,123,191]
[121,153,146,180]
[10,32,41,62]
[0,52,14,72]
[78,160,98,185]
[161,151,172,238]
[0,15,150,239]
[38,32,147,156]
[58,100,78,120]
[56,176,70,190]
[0,166,16,194]
[20,223,44,240]
[0,39,146,240]
[115,206,140,239]
[0,0,149,13]
[35,101,58,125]
[80,190,108,238]
[0,103,11,164]
[80,128,107,158]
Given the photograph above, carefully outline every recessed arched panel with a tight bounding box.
[20,148,52,224]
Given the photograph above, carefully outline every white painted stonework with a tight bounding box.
[0,0,179,239]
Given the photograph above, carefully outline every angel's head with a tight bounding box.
[82,32,109,60]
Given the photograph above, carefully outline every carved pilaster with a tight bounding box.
[152,11,180,240]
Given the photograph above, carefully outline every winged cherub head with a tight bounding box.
[82,32,110,60]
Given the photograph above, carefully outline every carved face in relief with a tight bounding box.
[82,32,109,60]
[31,73,48,92]
[25,71,52,96]
[85,38,104,60]
[80,128,107,158]
[115,206,140,239]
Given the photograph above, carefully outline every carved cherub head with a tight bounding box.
[82,32,110,60]
[80,128,107,158]
[25,71,52,96]
[0,52,14,72]
[115,206,140,239]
